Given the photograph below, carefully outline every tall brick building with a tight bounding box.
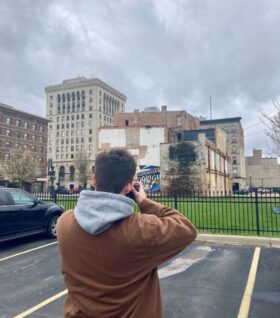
[0,103,49,191]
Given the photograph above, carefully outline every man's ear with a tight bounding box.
[121,181,133,195]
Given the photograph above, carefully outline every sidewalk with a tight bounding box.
[196,233,280,248]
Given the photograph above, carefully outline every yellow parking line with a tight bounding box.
[14,289,68,318]
[237,247,261,318]
[0,242,57,262]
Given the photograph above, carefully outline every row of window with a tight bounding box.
[3,153,45,162]
[0,116,45,132]
[55,113,92,122]
[54,144,93,153]
[1,142,45,152]
[1,129,45,142]
[55,153,92,160]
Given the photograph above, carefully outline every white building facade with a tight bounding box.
[99,126,173,168]
[45,77,126,189]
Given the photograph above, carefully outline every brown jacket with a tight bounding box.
[57,198,197,318]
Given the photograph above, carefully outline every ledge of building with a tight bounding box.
[196,233,280,248]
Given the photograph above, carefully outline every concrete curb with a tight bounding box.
[196,234,280,248]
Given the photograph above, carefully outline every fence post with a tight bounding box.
[254,189,260,236]
[173,190,178,210]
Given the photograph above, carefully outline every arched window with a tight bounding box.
[59,166,65,184]
[69,166,75,182]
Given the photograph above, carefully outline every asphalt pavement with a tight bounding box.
[0,234,279,318]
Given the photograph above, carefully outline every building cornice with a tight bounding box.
[45,77,127,101]
[0,103,50,123]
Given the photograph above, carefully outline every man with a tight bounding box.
[57,148,197,318]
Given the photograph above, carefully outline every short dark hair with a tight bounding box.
[94,148,136,193]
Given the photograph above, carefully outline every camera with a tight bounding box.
[126,183,140,201]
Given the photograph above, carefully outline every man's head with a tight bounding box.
[93,148,137,194]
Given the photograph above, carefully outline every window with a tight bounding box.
[57,124,60,129]
[89,113,93,119]
[125,120,129,126]
[6,129,11,136]
[5,141,11,147]
[15,143,20,149]
[89,137,92,142]
[89,129,92,134]
[32,135,36,141]
[89,89,93,95]
[6,117,11,125]
[39,136,44,142]
[16,131,20,138]
[24,144,28,150]
[31,145,36,151]
[32,124,36,131]
[16,120,20,127]
[25,122,29,129]
[24,133,28,140]
[5,153,10,160]
[71,154,74,159]
[232,157,237,165]
[0,192,9,206]
[40,147,44,153]
[10,191,35,205]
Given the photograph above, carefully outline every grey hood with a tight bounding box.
[74,190,135,235]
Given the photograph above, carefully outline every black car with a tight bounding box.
[0,188,64,242]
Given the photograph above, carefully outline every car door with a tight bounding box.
[8,190,45,233]
[0,191,15,238]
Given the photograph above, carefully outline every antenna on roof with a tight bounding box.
[210,95,212,120]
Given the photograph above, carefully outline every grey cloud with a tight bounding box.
[0,0,280,154]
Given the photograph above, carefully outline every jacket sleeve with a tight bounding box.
[138,198,197,266]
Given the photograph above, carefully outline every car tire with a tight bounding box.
[46,215,59,239]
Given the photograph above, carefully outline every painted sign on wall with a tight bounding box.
[137,165,160,192]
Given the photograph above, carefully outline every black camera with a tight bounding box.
[126,183,140,201]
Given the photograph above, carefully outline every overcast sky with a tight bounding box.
[0,0,280,155]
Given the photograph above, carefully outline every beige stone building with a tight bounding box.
[45,77,126,190]
[200,117,246,191]
[246,149,280,188]
[160,127,231,193]
[0,103,48,191]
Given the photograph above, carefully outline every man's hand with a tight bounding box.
[132,182,146,205]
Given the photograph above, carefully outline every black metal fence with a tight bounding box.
[34,190,280,237]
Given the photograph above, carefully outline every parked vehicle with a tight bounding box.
[0,188,64,242]
[234,189,250,195]
[257,188,271,194]
[56,187,70,194]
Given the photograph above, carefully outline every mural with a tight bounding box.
[137,165,160,192]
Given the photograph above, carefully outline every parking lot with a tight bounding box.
[0,235,279,318]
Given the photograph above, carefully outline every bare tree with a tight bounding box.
[75,151,92,189]
[1,150,38,189]
[262,100,280,154]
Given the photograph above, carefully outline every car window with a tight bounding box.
[10,191,35,205]
[0,192,10,206]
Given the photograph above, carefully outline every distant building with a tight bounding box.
[0,103,48,191]
[99,125,177,168]
[160,127,231,193]
[113,105,200,131]
[246,149,280,188]
[200,117,246,191]
[45,77,126,190]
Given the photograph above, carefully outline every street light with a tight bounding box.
[48,159,56,198]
